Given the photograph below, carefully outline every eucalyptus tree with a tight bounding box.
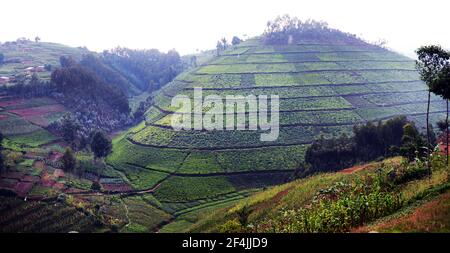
[416,45,450,165]
[433,65,450,164]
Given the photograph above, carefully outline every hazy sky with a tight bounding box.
[1,0,449,57]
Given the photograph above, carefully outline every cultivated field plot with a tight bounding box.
[0,97,63,146]
[0,196,97,233]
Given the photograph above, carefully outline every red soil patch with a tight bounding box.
[40,171,56,184]
[40,179,56,187]
[52,182,66,190]
[9,104,65,117]
[253,186,294,213]
[340,164,370,174]
[272,187,292,203]
[102,183,133,192]
[0,99,24,108]
[53,169,65,179]
[438,140,450,156]
[354,191,450,232]
[34,161,45,170]
[22,175,40,182]
[49,152,63,162]
[1,171,25,180]
[15,182,35,196]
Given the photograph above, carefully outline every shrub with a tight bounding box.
[91,181,102,191]
[219,219,243,233]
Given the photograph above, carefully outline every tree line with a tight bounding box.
[101,47,184,92]
[262,15,369,46]
[303,116,432,174]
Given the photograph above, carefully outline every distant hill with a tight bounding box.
[0,40,184,98]
[0,40,88,83]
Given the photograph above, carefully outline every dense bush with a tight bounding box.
[305,116,431,172]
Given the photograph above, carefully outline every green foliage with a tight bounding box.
[102,47,184,92]
[305,116,425,172]
[264,180,402,232]
[107,136,187,173]
[0,113,40,135]
[0,131,4,172]
[80,54,140,96]
[60,114,79,144]
[0,196,98,232]
[121,196,172,233]
[90,131,112,159]
[219,219,243,233]
[416,45,450,87]
[154,176,236,202]
[263,15,367,45]
[400,123,428,161]
[231,36,242,46]
[7,129,57,147]
[62,147,76,172]
[91,181,102,191]
[51,57,130,114]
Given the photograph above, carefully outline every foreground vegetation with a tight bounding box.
[184,153,449,233]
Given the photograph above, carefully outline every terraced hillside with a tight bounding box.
[107,37,447,228]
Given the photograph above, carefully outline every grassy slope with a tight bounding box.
[181,157,449,232]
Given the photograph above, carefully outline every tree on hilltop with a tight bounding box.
[232,36,242,46]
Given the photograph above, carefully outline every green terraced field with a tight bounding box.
[108,37,447,222]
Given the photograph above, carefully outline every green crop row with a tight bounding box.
[356,70,419,82]
[154,176,237,202]
[216,145,307,172]
[355,100,446,121]
[196,63,298,74]
[107,136,188,173]
[121,196,172,232]
[130,124,352,149]
[178,152,224,174]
